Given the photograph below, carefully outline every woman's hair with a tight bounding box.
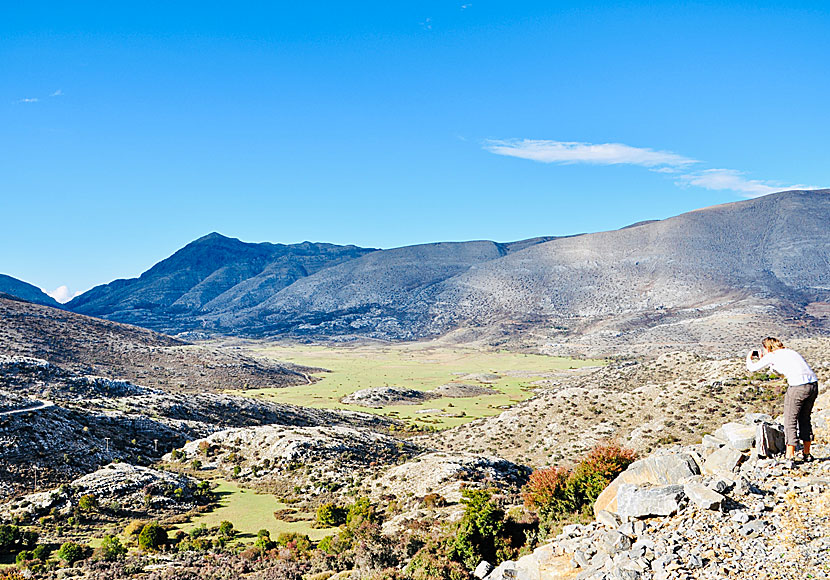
[762,337,785,351]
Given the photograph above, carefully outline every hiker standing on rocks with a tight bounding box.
[747,337,819,461]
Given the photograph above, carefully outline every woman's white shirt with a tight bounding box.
[746,348,817,386]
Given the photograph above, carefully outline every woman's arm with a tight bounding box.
[746,350,772,372]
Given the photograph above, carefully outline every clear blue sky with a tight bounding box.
[2,1,828,300]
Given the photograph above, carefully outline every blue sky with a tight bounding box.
[2,1,829,301]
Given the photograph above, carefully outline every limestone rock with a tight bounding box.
[702,445,745,475]
[683,483,724,510]
[616,484,686,519]
[595,454,699,515]
[714,422,756,451]
[755,423,785,457]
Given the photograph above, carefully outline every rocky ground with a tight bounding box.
[427,340,830,469]
[485,392,830,580]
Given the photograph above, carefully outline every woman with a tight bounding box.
[747,337,819,461]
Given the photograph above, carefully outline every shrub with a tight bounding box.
[218,520,235,539]
[57,541,88,564]
[124,519,148,539]
[346,497,379,529]
[316,503,347,527]
[190,524,209,538]
[138,521,167,551]
[569,443,636,506]
[78,494,98,512]
[276,532,311,554]
[97,534,126,561]
[450,489,505,569]
[15,550,33,565]
[408,541,472,580]
[255,529,275,551]
[32,544,50,562]
[521,466,574,516]
[422,493,446,509]
[191,459,202,470]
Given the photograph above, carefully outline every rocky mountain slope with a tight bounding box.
[0,274,61,307]
[59,190,830,354]
[0,295,309,392]
[67,233,376,333]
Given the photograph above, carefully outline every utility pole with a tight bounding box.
[153,439,159,453]
[104,437,111,452]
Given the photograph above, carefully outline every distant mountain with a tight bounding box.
[65,190,830,352]
[67,233,377,334]
[0,274,61,308]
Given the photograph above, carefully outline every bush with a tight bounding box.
[123,519,148,540]
[218,520,235,539]
[32,544,50,562]
[422,493,447,509]
[408,541,472,580]
[78,494,98,512]
[191,459,202,470]
[138,521,167,551]
[57,541,88,564]
[97,535,126,561]
[450,489,505,569]
[522,442,636,533]
[346,497,379,529]
[255,529,275,551]
[276,532,311,554]
[569,443,636,506]
[316,503,347,527]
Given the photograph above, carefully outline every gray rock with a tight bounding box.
[702,434,727,449]
[597,509,622,528]
[743,413,774,425]
[687,554,704,569]
[714,423,756,452]
[474,561,493,579]
[683,483,724,510]
[730,510,751,523]
[617,484,686,519]
[740,520,767,537]
[702,445,745,475]
[574,550,591,568]
[595,454,700,514]
[602,530,633,554]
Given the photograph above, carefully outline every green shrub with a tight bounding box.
[78,494,98,512]
[316,503,347,527]
[408,541,472,580]
[255,529,275,551]
[450,489,505,569]
[346,497,379,528]
[276,532,311,553]
[569,443,637,506]
[138,522,167,551]
[32,544,50,562]
[57,541,88,564]
[97,535,126,561]
[218,520,235,539]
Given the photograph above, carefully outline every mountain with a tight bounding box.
[67,233,376,334]
[64,190,830,352]
[0,295,309,392]
[0,274,61,308]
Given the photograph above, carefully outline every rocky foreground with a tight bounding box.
[484,393,830,580]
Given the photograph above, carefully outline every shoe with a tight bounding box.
[802,453,815,463]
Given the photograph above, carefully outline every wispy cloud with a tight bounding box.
[421,17,432,30]
[484,139,696,168]
[18,97,39,103]
[46,285,82,304]
[50,89,63,97]
[484,138,815,198]
[461,3,472,9]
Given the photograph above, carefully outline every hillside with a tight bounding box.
[66,233,376,334]
[0,295,309,392]
[0,274,61,308]
[61,190,830,353]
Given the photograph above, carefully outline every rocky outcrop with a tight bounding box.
[341,387,440,408]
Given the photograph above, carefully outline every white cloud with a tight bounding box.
[484,138,819,197]
[50,89,63,97]
[18,98,39,103]
[47,285,82,303]
[675,169,811,198]
[484,139,696,168]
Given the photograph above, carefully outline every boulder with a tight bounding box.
[617,485,685,519]
[702,434,727,449]
[594,454,699,515]
[683,483,724,510]
[714,423,756,451]
[596,509,622,528]
[702,445,745,475]
[616,484,686,519]
[474,561,493,579]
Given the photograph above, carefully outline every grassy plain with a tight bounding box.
[229,342,604,429]
[175,480,337,542]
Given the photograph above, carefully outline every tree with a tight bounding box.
[138,521,167,551]
[97,535,126,561]
[57,541,88,564]
[450,490,505,569]
[255,529,275,551]
[218,520,235,540]
[78,494,98,512]
[316,503,347,527]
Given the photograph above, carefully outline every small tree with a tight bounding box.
[316,503,347,527]
[78,494,98,512]
[57,541,88,564]
[255,529,275,551]
[450,489,505,569]
[97,535,126,561]
[138,522,167,551]
[218,521,235,540]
